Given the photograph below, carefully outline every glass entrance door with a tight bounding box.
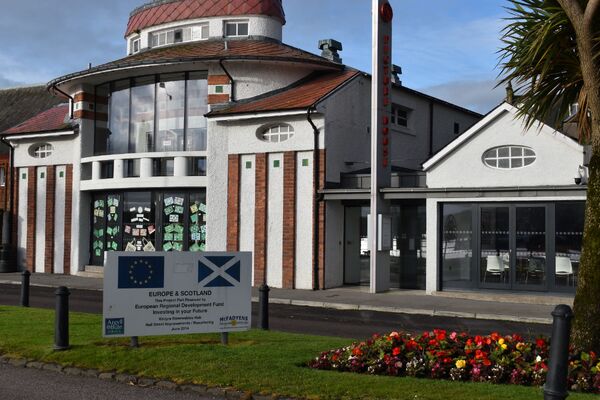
[478,204,547,290]
[479,206,510,288]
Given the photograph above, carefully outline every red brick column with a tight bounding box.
[44,166,56,273]
[63,165,73,275]
[282,152,296,288]
[312,150,326,289]
[25,167,36,272]
[254,153,268,286]
[226,154,240,252]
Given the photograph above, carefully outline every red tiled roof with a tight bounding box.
[49,39,338,87]
[208,69,361,116]
[126,0,286,37]
[3,104,71,135]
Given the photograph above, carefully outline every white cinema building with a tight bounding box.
[1,0,587,295]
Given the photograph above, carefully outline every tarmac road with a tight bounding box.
[0,363,219,400]
[0,283,551,338]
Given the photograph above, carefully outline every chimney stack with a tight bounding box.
[318,39,343,63]
[392,64,402,85]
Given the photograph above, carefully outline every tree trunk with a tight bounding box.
[572,134,600,351]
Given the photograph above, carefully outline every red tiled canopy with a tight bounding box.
[126,0,286,37]
[208,69,361,116]
[3,104,71,135]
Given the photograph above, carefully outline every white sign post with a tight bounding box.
[103,252,252,338]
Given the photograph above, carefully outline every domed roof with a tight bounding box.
[126,0,285,37]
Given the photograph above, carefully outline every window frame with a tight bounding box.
[149,23,209,49]
[482,145,537,170]
[130,36,141,54]
[224,20,249,37]
[30,143,54,159]
[390,104,411,130]
[259,124,295,143]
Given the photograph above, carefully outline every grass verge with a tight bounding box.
[0,305,594,400]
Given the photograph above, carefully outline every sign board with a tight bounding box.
[103,252,252,338]
[377,214,392,251]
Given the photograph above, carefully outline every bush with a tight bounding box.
[308,330,600,393]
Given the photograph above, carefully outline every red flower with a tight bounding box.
[392,347,401,356]
[483,358,492,366]
[536,338,547,348]
[490,332,500,341]
[352,347,363,356]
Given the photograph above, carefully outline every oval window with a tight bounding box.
[29,143,54,159]
[258,124,294,143]
[482,146,536,169]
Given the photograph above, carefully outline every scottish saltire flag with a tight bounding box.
[198,256,241,287]
[118,256,165,289]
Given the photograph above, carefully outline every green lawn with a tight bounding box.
[0,306,594,400]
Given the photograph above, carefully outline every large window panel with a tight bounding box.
[187,72,208,151]
[441,204,473,288]
[130,77,155,153]
[555,202,585,288]
[156,74,185,152]
[107,80,130,155]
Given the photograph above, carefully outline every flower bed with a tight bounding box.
[309,330,600,393]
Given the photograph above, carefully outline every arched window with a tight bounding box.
[29,143,53,159]
[482,145,536,169]
[259,124,294,143]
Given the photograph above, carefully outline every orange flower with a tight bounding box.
[392,347,401,356]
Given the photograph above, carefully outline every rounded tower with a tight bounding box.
[125,0,286,54]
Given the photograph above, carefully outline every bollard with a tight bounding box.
[130,336,139,348]
[259,284,270,330]
[221,332,229,345]
[544,304,574,400]
[54,286,70,351]
[20,270,30,307]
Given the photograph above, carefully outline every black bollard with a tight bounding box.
[130,336,139,348]
[20,270,30,307]
[258,284,270,330]
[544,304,574,400]
[54,286,70,351]
[221,332,229,345]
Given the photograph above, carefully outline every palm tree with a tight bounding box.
[499,0,600,350]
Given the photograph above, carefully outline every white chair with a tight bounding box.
[484,256,504,283]
[555,256,574,286]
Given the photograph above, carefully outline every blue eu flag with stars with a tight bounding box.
[118,256,165,289]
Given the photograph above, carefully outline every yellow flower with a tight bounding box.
[501,343,508,351]
[498,338,505,345]
[516,342,526,351]
[455,359,466,369]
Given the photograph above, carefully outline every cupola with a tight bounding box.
[125,0,286,54]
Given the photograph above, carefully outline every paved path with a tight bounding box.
[0,284,552,338]
[0,363,219,400]
[0,272,573,324]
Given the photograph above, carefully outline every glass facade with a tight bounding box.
[95,72,208,155]
[90,190,207,265]
[343,202,427,289]
[441,201,584,292]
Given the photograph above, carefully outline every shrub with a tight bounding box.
[308,330,600,393]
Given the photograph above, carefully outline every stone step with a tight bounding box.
[76,265,104,278]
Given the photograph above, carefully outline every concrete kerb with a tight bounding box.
[0,353,296,400]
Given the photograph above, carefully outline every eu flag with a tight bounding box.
[118,256,165,289]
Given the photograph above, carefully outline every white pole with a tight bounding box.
[369,0,393,293]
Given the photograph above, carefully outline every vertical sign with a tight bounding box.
[369,0,393,293]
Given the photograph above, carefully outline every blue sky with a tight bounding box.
[0,0,510,113]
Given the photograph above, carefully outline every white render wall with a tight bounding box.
[295,151,314,289]
[239,154,256,283]
[218,63,315,101]
[17,168,28,269]
[11,133,77,168]
[54,165,67,274]
[426,110,584,188]
[266,153,284,287]
[126,15,283,54]
[35,167,47,273]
